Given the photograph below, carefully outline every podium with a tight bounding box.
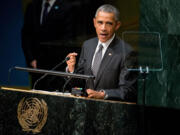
[0,87,139,135]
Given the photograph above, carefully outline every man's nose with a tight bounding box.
[101,24,106,31]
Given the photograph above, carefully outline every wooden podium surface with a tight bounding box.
[0,87,139,135]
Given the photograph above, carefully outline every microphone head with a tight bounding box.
[65,57,70,61]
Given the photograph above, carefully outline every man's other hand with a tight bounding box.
[86,89,105,99]
[30,60,37,68]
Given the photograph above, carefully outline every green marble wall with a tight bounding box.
[139,0,180,109]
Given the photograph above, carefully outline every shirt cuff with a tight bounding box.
[66,66,74,73]
[100,90,108,99]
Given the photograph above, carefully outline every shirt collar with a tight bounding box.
[98,34,115,49]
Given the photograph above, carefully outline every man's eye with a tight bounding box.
[107,22,113,25]
[97,21,103,24]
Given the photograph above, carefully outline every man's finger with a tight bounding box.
[68,52,78,57]
[88,94,94,98]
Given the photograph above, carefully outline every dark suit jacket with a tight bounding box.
[76,36,137,102]
[21,0,73,65]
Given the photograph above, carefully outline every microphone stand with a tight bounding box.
[33,57,70,90]
[139,66,149,135]
[7,67,15,85]
[61,59,86,94]
[62,77,72,93]
[14,66,95,94]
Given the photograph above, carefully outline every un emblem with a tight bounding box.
[17,97,48,134]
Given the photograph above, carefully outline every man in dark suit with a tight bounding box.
[66,4,137,101]
[21,0,74,90]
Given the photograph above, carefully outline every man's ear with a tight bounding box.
[93,18,96,28]
[115,21,121,31]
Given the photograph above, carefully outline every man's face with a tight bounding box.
[93,11,121,43]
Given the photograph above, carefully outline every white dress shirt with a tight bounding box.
[91,34,115,68]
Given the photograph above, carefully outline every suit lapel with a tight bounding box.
[86,39,98,75]
[94,48,114,87]
[34,0,42,25]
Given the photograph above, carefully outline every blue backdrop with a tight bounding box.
[0,1,29,86]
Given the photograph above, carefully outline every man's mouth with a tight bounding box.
[100,33,108,37]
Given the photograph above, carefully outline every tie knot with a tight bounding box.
[98,44,103,51]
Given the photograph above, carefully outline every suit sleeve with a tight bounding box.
[66,44,86,90]
[104,51,138,102]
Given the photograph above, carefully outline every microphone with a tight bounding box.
[62,59,86,93]
[33,57,70,90]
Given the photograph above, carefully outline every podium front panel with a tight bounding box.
[0,87,139,135]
